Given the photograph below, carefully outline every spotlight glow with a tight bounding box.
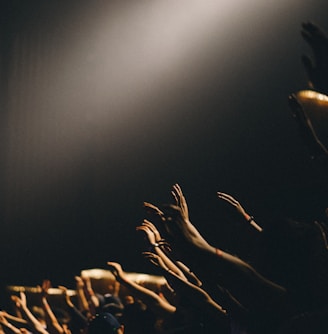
[4,0,317,219]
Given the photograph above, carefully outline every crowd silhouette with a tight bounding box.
[1,22,328,334]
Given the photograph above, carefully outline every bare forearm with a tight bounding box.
[119,277,176,316]
[19,306,49,334]
[196,246,288,314]
[76,287,89,312]
[0,321,21,334]
[212,247,284,290]
[153,246,187,280]
[42,297,64,334]
[163,268,226,315]
[1,313,28,326]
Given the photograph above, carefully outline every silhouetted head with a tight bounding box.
[88,312,124,334]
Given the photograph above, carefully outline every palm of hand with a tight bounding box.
[162,205,209,251]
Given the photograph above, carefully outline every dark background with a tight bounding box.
[1,0,328,298]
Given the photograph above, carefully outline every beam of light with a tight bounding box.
[27,0,314,127]
[4,0,319,221]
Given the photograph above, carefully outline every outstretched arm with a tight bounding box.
[145,201,213,254]
[136,219,187,280]
[81,274,100,310]
[0,313,22,334]
[37,280,65,334]
[107,261,176,317]
[175,260,202,287]
[57,286,89,332]
[74,276,92,318]
[11,293,49,334]
[0,311,29,328]
[143,251,227,319]
[147,196,287,314]
[217,192,263,232]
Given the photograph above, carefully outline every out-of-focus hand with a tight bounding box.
[301,22,328,94]
[36,279,51,297]
[143,202,165,219]
[0,312,10,326]
[81,274,92,291]
[58,286,74,308]
[11,292,27,309]
[74,276,84,289]
[107,262,126,282]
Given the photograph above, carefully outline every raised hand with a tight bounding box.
[0,313,11,327]
[143,251,168,271]
[136,220,158,245]
[81,274,100,310]
[81,274,92,292]
[58,286,75,308]
[0,313,21,334]
[171,184,189,221]
[160,204,212,253]
[143,201,164,215]
[36,279,51,298]
[217,192,263,232]
[143,201,174,239]
[11,292,49,334]
[142,219,162,241]
[107,262,126,282]
[11,292,27,309]
[301,22,328,94]
[139,220,172,254]
[74,275,91,317]
[74,276,84,289]
[217,192,248,217]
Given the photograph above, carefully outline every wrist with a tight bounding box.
[215,248,223,257]
[244,213,251,221]
[151,243,160,250]
[163,267,172,274]
[247,215,255,222]
[117,275,127,284]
